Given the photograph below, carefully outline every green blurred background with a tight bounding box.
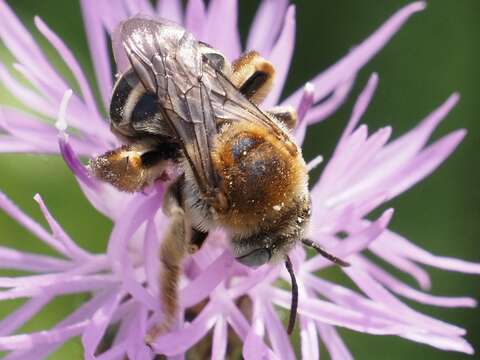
[0,0,478,359]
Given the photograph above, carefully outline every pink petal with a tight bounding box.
[107,194,162,311]
[401,332,474,354]
[246,0,289,55]
[181,250,234,308]
[294,83,315,145]
[3,290,114,359]
[204,0,241,60]
[301,77,355,125]
[185,0,207,40]
[318,324,353,360]
[386,129,466,199]
[157,0,183,23]
[368,245,431,290]
[263,5,296,108]
[0,64,55,118]
[0,295,51,336]
[34,16,104,126]
[305,208,393,272]
[338,73,379,149]
[33,194,92,261]
[344,267,467,336]
[373,94,459,172]
[82,289,125,357]
[124,0,154,15]
[361,258,477,308]
[0,321,89,351]
[0,1,65,89]
[80,0,113,106]
[150,305,217,355]
[0,275,116,301]
[270,287,409,335]
[211,316,228,360]
[299,316,319,360]
[0,191,68,256]
[0,246,71,273]
[283,2,426,108]
[263,302,295,360]
[378,230,480,274]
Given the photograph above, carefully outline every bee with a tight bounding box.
[90,16,349,340]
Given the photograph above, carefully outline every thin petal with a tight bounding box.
[0,1,65,89]
[33,194,92,261]
[302,77,355,125]
[204,0,241,60]
[299,316,319,360]
[82,289,125,357]
[185,0,207,40]
[263,5,296,107]
[157,0,183,24]
[246,0,289,55]
[318,324,353,360]
[0,246,71,273]
[378,230,480,274]
[181,250,234,308]
[34,16,104,126]
[373,94,459,171]
[150,305,217,355]
[337,74,379,148]
[305,208,393,272]
[0,321,89,351]
[107,192,163,310]
[387,130,466,199]
[211,316,228,360]
[361,258,477,307]
[344,267,467,336]
[263,302,295,360]
[0,296,51,336]
[0,192,68,256]
[80,0,114,105]
[283,2,426,107]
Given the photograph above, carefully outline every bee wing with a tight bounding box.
[203,65,295,151]
[117,16,220,202]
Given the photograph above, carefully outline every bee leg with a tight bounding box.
[89,139,178,192]
[267,105,298,130]
[231,51,275,105]
[146,199,187,343]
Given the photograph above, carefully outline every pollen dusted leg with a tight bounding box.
[231,50,275,105]
[267,105,298,130]
[146,203,187,343]
[146,181,210,343]
[89,139,178,192]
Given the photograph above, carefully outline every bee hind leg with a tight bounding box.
[146,180,209,343]
[89,139,178,192]
[267,105,298,130]
[231,51,275,105]
[146,197,187,343]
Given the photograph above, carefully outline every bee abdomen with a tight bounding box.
[212,122,307,231]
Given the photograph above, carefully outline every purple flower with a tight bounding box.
[0,0,477,358]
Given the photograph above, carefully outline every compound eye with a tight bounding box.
[236,248,272,268]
